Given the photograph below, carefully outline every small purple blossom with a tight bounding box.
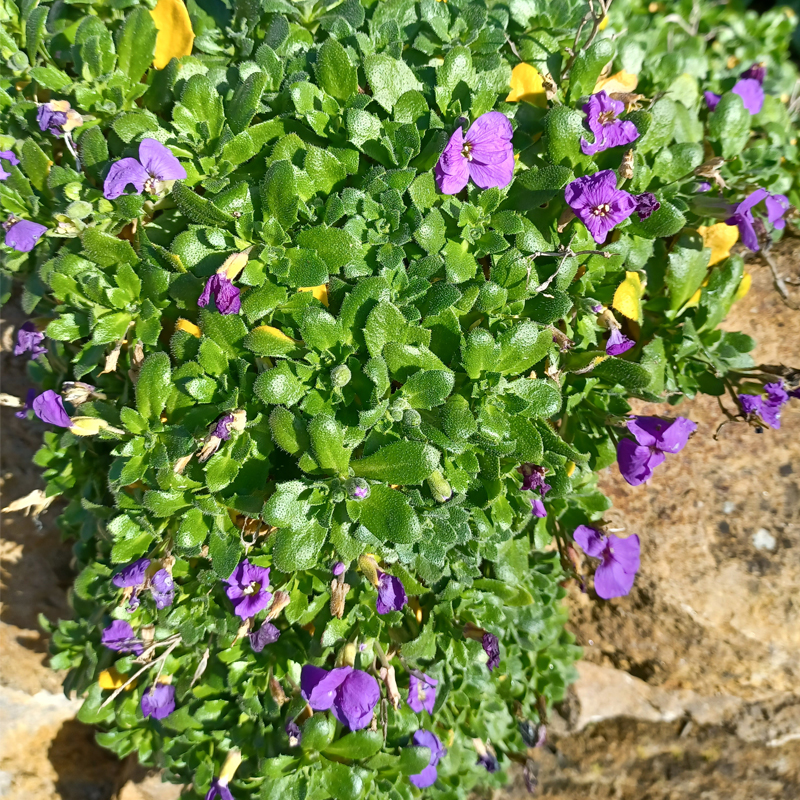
[332,561,345,576]
[634,192,660,221]
[376,571,407,615]
[141,683,176,720]
[150,569,175,609]
[530,497,547,518]
[573,525,641,599]
[408,673,438,715]
[766,194,791,230]
[704,91,721,111]
[37,104,68,136]
[591,303,604,313]
[477,751,500,773]
[739,379,791,429]
[564,170,636,245]
[300,665,380,731]
[732,78,764,114]
[32,390,72,428]
[0,150,19,181]
[518,463,551,495]
[224,559,272,619]
[725,189,791,252]
[5,219,47,252]
[616,416,697,486]
[697,181,712,193]
[14,321,46,358]
[580,91,639,156]
[435,111,514,195]
[286,719,302,747]
[112,558,151,589]
[198,274,241,315]
[606,327,635,356]
[409,729,446,789]
[351,485,369,499]
[741,63,767,85]
[212,412,236,441]
[249,622,280,652]
[104,138,187,200]
[205,778,234,800]
[482,632,500,671]
[101,619,143,655]
[15,388,36,419]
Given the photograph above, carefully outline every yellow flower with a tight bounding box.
[253,325,296,342]
[506,64,547,108]
[598,16,609,31]
[99,667,133,690]
[613,271,644,321]
[151,0,195,70]
[698,223,739,266]
[298,284,329,306]
[734,271,752,301]
[594,70,639,95]
[175,318,201,337]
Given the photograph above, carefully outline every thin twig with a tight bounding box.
[100,638,181,708]
[761,249,800,310]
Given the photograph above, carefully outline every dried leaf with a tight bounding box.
[698,223,739,266]
[595,70,639,94]
[612,271,644,321]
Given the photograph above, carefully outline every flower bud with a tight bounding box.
[402,408,421,427]
[330,364,351,387]
[339,641,357,668]
[269,675,288,706]
[358,553,381,587]
[69,416,108,436]
[330,577,350,619]
[347,478,370,500]
[427,470,452,503]
[619,149,635,180]
[62,381,102,406]
[219,749,242,783]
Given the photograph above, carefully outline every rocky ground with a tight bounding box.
[2,241,800,799]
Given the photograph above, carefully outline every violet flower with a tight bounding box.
[606,327,635,356]
[14,321,46,358]
[482,632,500,671]
[616,416,697,486]
[0,150,19,180]
[564,171,636,244]
[37,104,68,136]
[704,91,721,111]
[477,751,500,773]
[32,390,72,428]
[408,673,438,715]
[332,561,345,576]
[580,91,639,156]
[376,571,407,614]
[739,379,790,429]
[435,111,514,195]
[518,463,551,495]
[205,779,234,800]
[224,559,272,619]
[300,665,380,731]
[198,274,241,315]
[15,388,36,420]
[286,719,302,747]
[725,188,791,252]
[101,619,143,655]
[141,683,176,720]
[212,412,236,441]
[741,63,767,84]
[731,78,764,114]
[409,729,446,789]
[5,219,47,252]
[573,525,641,599]
[150,569,175,609]
[766,194,791,230]
[104,138,187,200]
[249,622,280,652]
[696,181,712,193]
[530,497,547,518]
[634,192,660,221]
[351,484,369,499]
[112,558,151,589]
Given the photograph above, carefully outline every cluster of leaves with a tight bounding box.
[2,0,798,798]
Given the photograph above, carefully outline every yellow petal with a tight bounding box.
[298,285,329,306]
[734,271,752,301]
[565,461,576,477]
[99,667,130,690]
[685,287,702,309]
[594,70,639,95]
[506,63,547,107]
[175,318,201,337]
[698,223,739,267]
[222,247,253,281]
[254,325,296,342]
[219,750,243,783]
[598,15,609,31]
[151,0,195,70]
[69,417,108,436]
[612,271,644,321]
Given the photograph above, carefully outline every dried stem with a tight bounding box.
[761,249,799,310]
[100,637,181,708]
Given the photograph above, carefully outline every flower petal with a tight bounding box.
[139,138,187,181]
[151,0,195,70]
[104,158,149,200]
[5,220,47,252]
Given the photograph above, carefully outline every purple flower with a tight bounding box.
[224,559,272,619]
[101,619,143,655]
[249,622,280,652]
[211,412,236,440]
[435,111,514,195]
[198,274,241,315]
[300,665,380,731]
[37,104,68,136]
[564,171,636,245]
[530,497,547,518]
[580,91,639,156]
[482,632,500,671]
[726,189,768,251]
[732,78,764,114]
[351,484,369,499]
[704,91,721,111]
[573,525,641,599]
[332,561,345,576]
[409,729,446,789]
[286,719,302,747]
[616,416,697,486]
[477,751,500,773]
[741,63,767,85]
[5,219,47,252]
[141,683,176,720]
[150,569,175,609]
[205,779,234,800]
[766,194,790,230]
[32,390,72,428]
[606,328,635,356]
[408,673,438,715]
[112,558,151,589]
[518,463,551,495]
[14,321,46,358]
[634,192,660,221]
[104,138,187,200]
[696,181,712,193]
[740,379,790,429]
[0,150,19,181]
[376,571,407,614]
[15,388,36,419]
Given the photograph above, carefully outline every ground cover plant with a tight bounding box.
[3,0,800,797]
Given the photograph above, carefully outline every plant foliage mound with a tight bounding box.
[2,0,799,797]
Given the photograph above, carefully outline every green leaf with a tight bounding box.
[462,329,500,379]
[316,38,358,101]
[300,307,341,351]
[442,239,478,283]
[709,92,751,159]
[414,209,446,254]
[324,730,383,760]
[269,406,309,455]
[116,7,158,81]
[592,357,652,390]
[351,441,439,485]
[263,160,298,230]
[285,247,329,288]
[629,199,685,239]
[172,182,234,227]
[272,521,328,571]
[401,369,455,409]
[544,106,590,169]
[20,139,50,191]
[359,485,422,544]
[508,378,562,417]
[666,233,709,310]
[296,227,359,272]
[135,352,172,422]
[308,414,351,474]
[206,453,240,493]
[143,490,190,516]
[30,65,71,91]
[497,322,551,375]
[180,74,225,143]
[568,39,614,101]
[254,361,306,406]
[363,54,423,112]
[81,229,138,267]
[227,70,268,134]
